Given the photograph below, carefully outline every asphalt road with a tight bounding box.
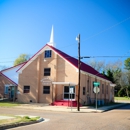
[0,104,130,130]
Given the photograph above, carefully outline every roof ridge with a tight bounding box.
[1,61,27,72]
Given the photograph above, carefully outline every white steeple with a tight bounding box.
[48,25,55,47]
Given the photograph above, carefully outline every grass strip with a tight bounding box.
[0,101,20,107]
[114,97,130,100]
[0,116,40,126]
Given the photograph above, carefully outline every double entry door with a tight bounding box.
[64,86,75,100]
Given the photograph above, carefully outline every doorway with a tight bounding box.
[64,86,75,100]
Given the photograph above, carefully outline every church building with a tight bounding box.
[16,27,114,106]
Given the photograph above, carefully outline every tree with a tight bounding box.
[14,54,30,66]
[105,69,115,83]
[118,71,130,98]
[88,59,130,97]
[124,58,130,70]
[104,61,122,71]
[87,60,105,72]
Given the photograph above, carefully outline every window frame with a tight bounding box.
[44,68,51,76]
[23,86,30,93]
[102,84,104,94]
[43,86,50,94]
[87,80,89,92]
[44,50,52,58]
[106,85,108,94]
[83,87,86,95]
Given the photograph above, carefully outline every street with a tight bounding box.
[0,104,130,130]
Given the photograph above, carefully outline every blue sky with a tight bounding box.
[0,0,130,69]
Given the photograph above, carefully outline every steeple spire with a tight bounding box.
[48,25,55,47]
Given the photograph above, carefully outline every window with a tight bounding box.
[4,85,9,94]
[106,85,108,94]
[83,87,86,95]
[87,80,89,92]
[44,50,52,58]
[102,84,104,94]
[93,81,94,93]
[43,86,50,94]
[24,86,30,93]
[44,68,51,76]
[64,86,75,99]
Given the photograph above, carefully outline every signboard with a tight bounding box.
[41,78,52,85]
[93,82,100,87]
[93,87,100,93]
[69,88,74,93]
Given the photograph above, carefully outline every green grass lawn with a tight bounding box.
[0,101,20,107]
[115,97,130,100]
[0,116,40,125]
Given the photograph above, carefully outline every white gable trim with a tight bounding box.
[17,45,53,73]
[18,45,78,73]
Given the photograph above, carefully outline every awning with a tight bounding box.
[52,82,77,86]
[41,78,77,86]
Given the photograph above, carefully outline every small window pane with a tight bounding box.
[24,86,30,93]
[102,84,104,94]
[70,94,75,99]
[45,50,52,58]
[83,87,85,95]
[43,86,50,94]
[87,80,89,92]
[64,86,69,93]
[106,85,108,94]
[44,68,51,76]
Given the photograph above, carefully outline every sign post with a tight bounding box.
[70,87,73,111]
[93,82,100,111]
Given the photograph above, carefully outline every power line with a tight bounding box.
[82,16,130,42]
[55,16,130,50]
[86,56,130,58]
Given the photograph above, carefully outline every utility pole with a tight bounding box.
[77,34,80,111]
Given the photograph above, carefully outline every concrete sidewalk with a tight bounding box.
[0,116,15,120]
[14,102,128,113]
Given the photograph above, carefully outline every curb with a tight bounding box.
[0,117,44,130]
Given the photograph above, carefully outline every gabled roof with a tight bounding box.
[49,45,109,81]
[0,71,18,86]
[17,44,109,81]
[1,62,26,84]
[1,62,27,72]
